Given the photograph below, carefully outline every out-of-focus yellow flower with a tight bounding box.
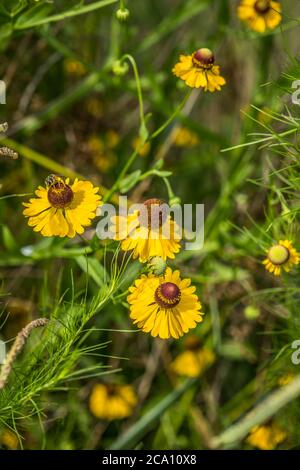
[87,135,105,154]
[89,384,137,420]
[23,175,101,238]
[258,107,273,125]
[173,48,226,92]
[106,130,120,149]
[132,136,151,157]
[93,153,117,173]
[127,268,203,339]
[263,240,300,276]
[238,0,281,33]
[277,373,295,386]
[246,423,286,450]
[171,347,215,378]
[0,430,19,449]
[64,58,87,77]
[87,134,118,173]
[173,127,200,148]
[85,98,104,118]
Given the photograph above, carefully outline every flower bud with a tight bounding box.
[147,256,167,276]
[112,60,129,76]
[116,8,130,22]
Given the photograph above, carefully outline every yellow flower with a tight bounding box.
[262,240,300,276]
[87,135,105,153]
[173,127,200,148]
[246,423,286,450]
[23,175,101,238]
[127,268,203,339]
[172,48,226,92]
[89,384,137,420]
[112,199,181,263]
[64,58,87,77]
[0,430,19,449]
[171,344,215,378]
[132,136,151,157]
[85,98,104,118]
[277,373,295,386]
[87,134,118,172]
[106,130,120,149]
[238,0,282,33]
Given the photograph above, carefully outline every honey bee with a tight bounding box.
[45,174,63,188]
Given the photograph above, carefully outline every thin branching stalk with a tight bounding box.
[0,318,49,390]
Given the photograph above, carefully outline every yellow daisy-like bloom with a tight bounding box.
[127,268,203,339]
[112,199,181,263]
[23,175,101,238]
[238,0,282,33]
[172,48,226,92]
[171,338,215,378]
[0,430,19,450]
[262,240,300,276]
[246,423,286,450]
[89,383,137,421]
[173,127,200,148]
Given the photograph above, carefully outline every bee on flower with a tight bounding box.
[111,199,181,263]
[238,0,282,33]
[262,240,299,276]
[89,383,137,421]
[127,268,203,339]
[23,175,101,238]
[172,48,226,92]
[171,335,215,378]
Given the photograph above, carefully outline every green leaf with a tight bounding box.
[14,0,118,30]
[139,122,149,142]
[119,170,141,193]
[2,225,18,252]
[109,379,197,450]
[0,22,12,46]
[0,4,10,17]
[139,0,211,51]
[14,3,54,28]
[76,256,109,287]
[153,159,164,170]
[152,169,172,177]
[219,341,256,362]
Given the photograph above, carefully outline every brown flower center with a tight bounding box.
[139,198,168,229]
[254,0,271,14]
[105,384,117,396]
[47,178,74,209]
[192,48,215,69]
[268,244,290,266]
[155,282,181,309]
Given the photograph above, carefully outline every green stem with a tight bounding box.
[104,90,192,202]
[151,90,191,140]
[109,378,197,450]
[121,54,146,134]
[211,375,300,448]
